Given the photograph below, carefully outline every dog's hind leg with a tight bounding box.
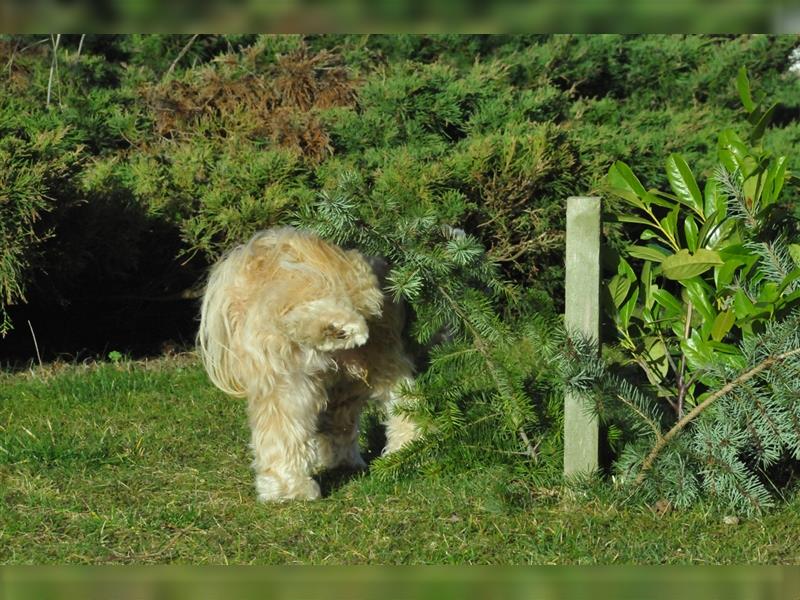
[247,381,326,502]
[378,373,421,454]
[316,387,368,470]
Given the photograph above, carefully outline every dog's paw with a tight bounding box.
[285,300,370,352]
[317,318,368,352]
[256,473,321,502]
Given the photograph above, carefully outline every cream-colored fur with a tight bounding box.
[197,227,419,501]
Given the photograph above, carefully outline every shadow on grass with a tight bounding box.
[316,466,368,498]
[316,411,388,498]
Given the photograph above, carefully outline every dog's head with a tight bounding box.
[197,227,384,396]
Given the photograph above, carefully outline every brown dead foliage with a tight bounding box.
[0,38,46,92]
[143,47,357,162]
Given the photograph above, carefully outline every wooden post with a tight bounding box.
[564,196,600,476]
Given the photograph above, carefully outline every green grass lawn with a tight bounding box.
[1,356,799,565]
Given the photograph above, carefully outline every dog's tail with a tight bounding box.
[197,243,249,398]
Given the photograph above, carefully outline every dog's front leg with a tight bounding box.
[247,380,326,502]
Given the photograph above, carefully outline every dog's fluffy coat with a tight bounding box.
[197,227,418,501]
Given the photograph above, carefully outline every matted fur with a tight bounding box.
[197,227,419,501]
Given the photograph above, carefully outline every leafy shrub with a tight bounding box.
[586,68,800,515]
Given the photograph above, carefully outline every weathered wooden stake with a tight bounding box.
[564,196,600,476]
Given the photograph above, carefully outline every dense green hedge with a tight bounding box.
[2,34,798,338]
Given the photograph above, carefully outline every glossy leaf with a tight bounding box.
[705,218,737,250]
[661,204,680,243]
[757,282,780,305]
[749,102,777,144]
[643,336,670,381]
[608,274,633,308]
[777,268,800,295]
[789,244,800,269]
[682,276,716,323]
[652,288,684,317]
[661,248,724,280]
[616,214,654,226]
[666,154,703,217]
[619,287,639,330]
[618,256,636,280]
[703,180,724,223]
[736,66,756,113]
[767,156,788,203]
[641,260,655,311]
[710,309,735,342]
[682,330,713,372]
[684,214,698,252]
[733,289,756,319]
[609,161,648,199]
[715,256,747,289]
[626,244,670,263]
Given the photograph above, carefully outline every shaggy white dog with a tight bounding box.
[197,227,419,501]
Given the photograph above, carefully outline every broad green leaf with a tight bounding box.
[757,282,780,305]
[718,147,738,174]
[641,261,654,310]
[618,256,636,280]
[703,180,723,221]
[682,330,714,371]
[608,161,647,198]
[789,244,800,269]
[733,288,756,319]
[777,268,800,295]
[684,214,698,253]
[682,276,716,323]
[710,309,735,342]
[661,248,724,280]
[652,288,684,317]
[750,102,777,144]
[619,287,639,330]
[640,229,663,241]
[608,186,647,211]
[705,218,738,250]
[736,66,756,113]
[718,130,753,175]
[715,256,746,289]
[659,204,680,242]
[718,129,747,155]
[644,190,677,209]
[607,274,632,308]
[666,154,704,217]
[643,336,670,381]
[615,214,654,226]
[626,244,670,263]
[697,210,720,248]
[767,156,788,203]
[760,161,777,207]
